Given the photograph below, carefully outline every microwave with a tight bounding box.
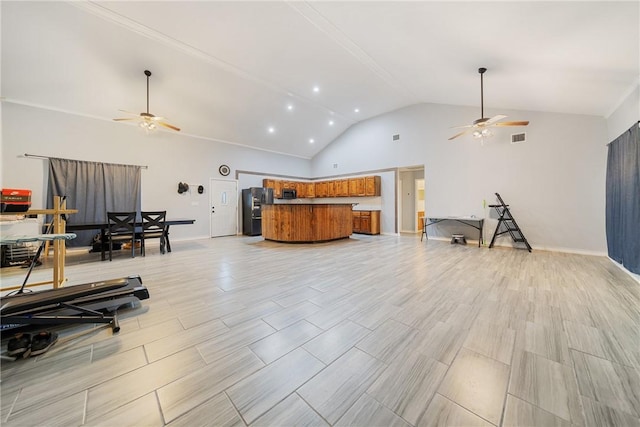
[282,189,297,199]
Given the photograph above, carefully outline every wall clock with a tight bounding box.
[219,164,230,176]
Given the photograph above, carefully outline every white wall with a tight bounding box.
[312,103,609,254]
[606,83,639,142]
[1,103,311,241]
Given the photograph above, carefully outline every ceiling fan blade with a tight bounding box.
[448,128,473,141]
[450,124,474,129]
[117,109,141,116]
[158,121,181,132]
[113,118,138,122]
[494,121,530,127]
[484,114,508,125]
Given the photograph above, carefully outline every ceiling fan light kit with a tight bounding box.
[473,128,492,139]
[449,67,529,141]
[113,70,181,133]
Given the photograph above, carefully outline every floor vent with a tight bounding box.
[511,132,526,144]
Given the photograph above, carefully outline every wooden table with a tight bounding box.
[66,218,196,260]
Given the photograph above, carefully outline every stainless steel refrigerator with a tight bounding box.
[242,187,274,236]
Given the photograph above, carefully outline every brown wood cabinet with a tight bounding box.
[352,210,380,235]
[262,204,352,242]
[263,175,380,199]
[352,211,361,232]
[262,179,282,198]
[348,179,357,196]
[295,181,306,198]
[262,179,274,190]
[349,178,365,196]
[315,181,327,198]
[327,180,335,198]
[306,182,315,198]
[335,179,349,197]
[365,176,381,196]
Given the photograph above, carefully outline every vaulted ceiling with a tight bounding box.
[2,1,638,158]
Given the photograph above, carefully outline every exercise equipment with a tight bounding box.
[1,276,149,333]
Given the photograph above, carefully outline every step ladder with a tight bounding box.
[488,193,532,252]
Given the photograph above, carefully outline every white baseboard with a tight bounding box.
[608,257,640,284]
[423,235,608,257]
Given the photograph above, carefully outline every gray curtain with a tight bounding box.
[605,123,639,274]
[47,158,141,246]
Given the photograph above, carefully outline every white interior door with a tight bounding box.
[210,179,238,237]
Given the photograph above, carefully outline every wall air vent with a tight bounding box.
[511,132,526,144]
[393,134,400,141]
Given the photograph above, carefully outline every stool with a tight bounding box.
[451,234,467,245]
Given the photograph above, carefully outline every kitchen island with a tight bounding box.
[261,203,353,242]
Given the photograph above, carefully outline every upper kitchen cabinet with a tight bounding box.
[295,181,307,198]
[327,180,335,198]
[365,176,381,196]
[306,182,316,198]
[263,176,380,199]
[263,179,282,199]
[335,179,349,197]
[315,181,328,198]
[349,177,365,197]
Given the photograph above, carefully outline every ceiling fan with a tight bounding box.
[448,67,528,141]
[113,70,180,132]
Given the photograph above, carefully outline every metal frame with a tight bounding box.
[421,217,484,247]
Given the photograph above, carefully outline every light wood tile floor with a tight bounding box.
[1,234,639,426]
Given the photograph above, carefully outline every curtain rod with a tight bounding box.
[605,121,639,146]
[24,153,148,169]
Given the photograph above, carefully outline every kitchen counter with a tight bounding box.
[261,204,353,242]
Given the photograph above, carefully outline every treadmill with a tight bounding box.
[1,276,150,333]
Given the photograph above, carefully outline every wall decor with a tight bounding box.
[177,182,189,194]
[219,164,230,176]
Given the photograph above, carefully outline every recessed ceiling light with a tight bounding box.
[329,120,334,126]
[313,86,320,93]
[287,104,293,111]
[268,127,275,133]
[309,138,315,144]
[354,108,360,113]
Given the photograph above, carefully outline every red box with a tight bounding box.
[1,189,32,212]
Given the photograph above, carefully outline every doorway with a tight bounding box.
[210,179,238,237]
[415,178,425,232]
[398,166,425,233]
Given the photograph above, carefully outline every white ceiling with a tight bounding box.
[2,1,638,158]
